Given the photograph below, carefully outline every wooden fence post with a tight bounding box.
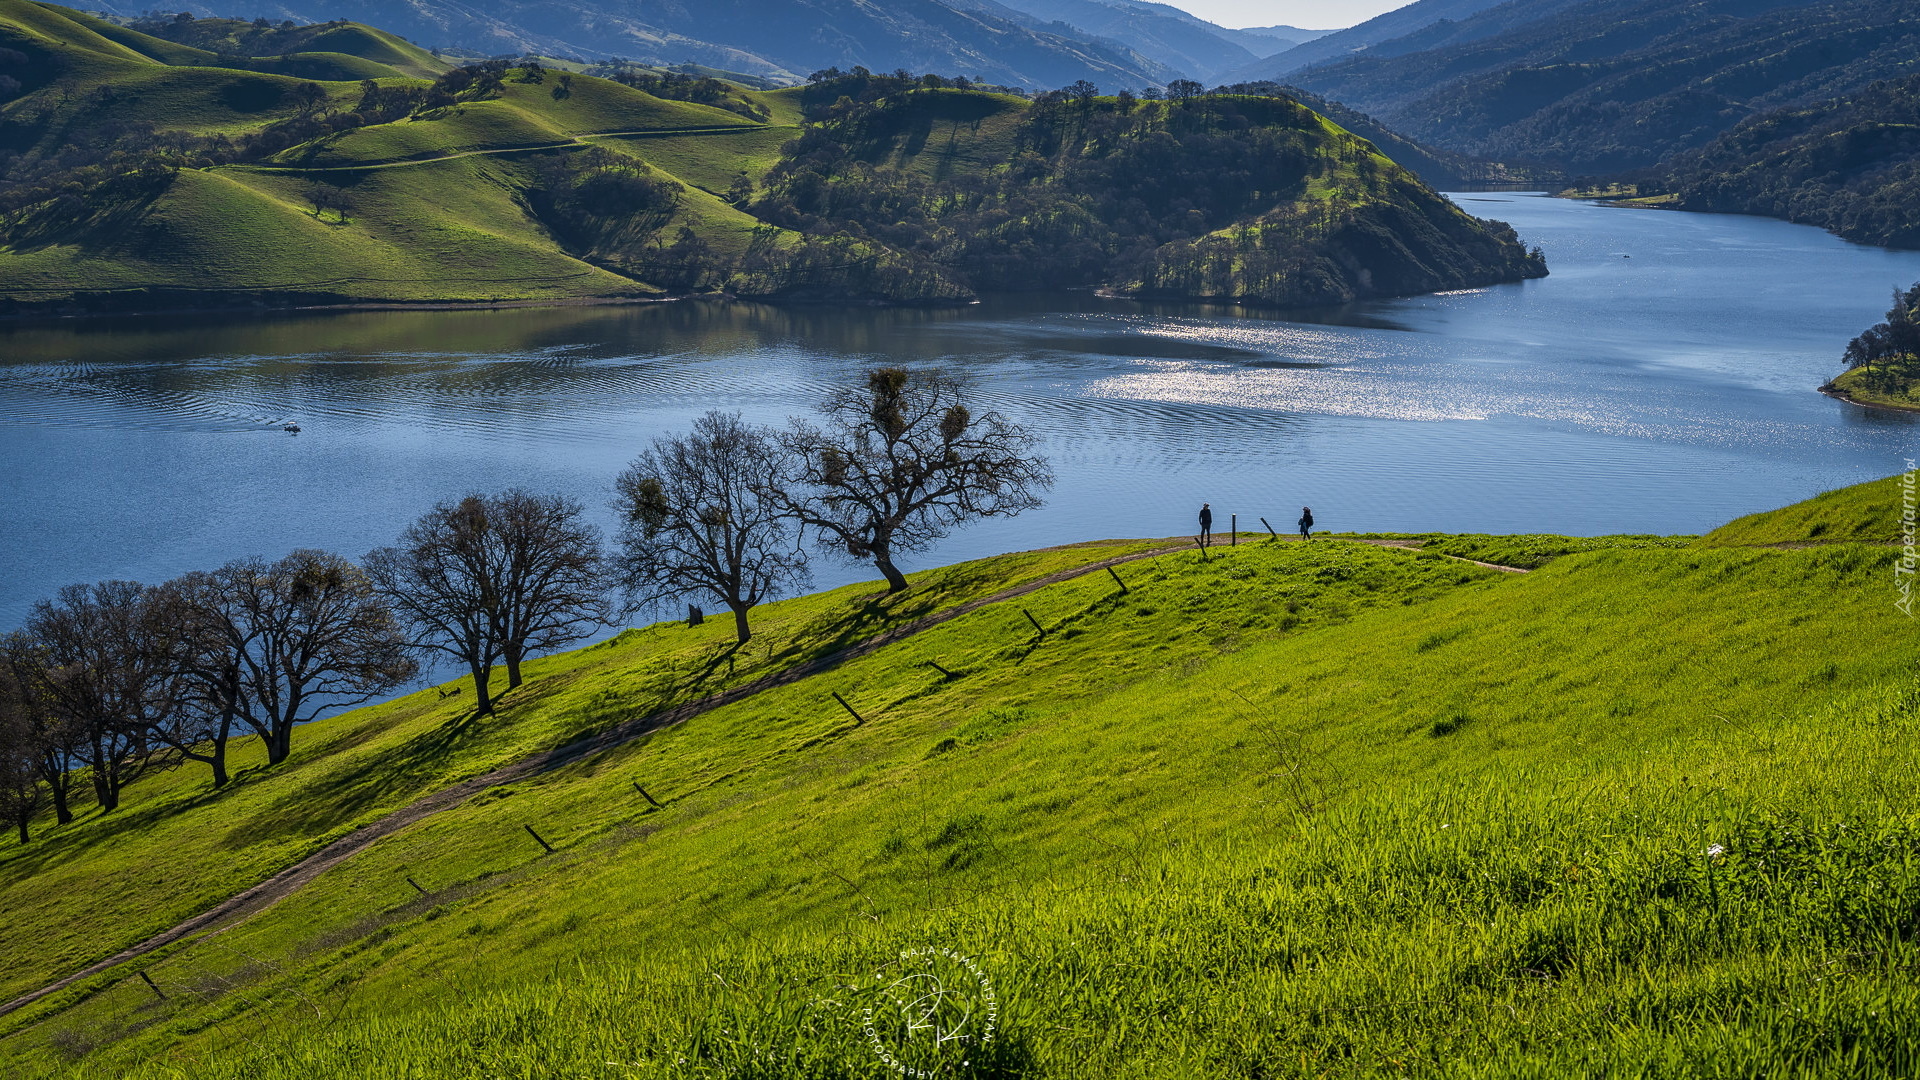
[633,782,663,808]
[523,824,556,854]
[1107,565,1128,593]
[1022,608,1048,636]
[139,971,165,1000]
[925,659,957,680]
[1261,517,1277,540]
[832,692,866,725]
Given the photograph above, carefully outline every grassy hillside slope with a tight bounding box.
[1,481,1917,1077]
[1698,473,1912,547]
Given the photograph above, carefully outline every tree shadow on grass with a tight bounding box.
[226,702,499,849]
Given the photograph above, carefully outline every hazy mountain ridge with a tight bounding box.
[78,0,1173,89]
[1227,0,1518,82]
[1272,0,1920,175]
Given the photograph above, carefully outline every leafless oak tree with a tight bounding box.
[0,634,79,825]
[614,411,809,644]
[0,668,44,844]
[367,492,615,714]
[778,367,1052,593]
[7,582,180,812]
[161,551,415,772]
[488,490,619,687]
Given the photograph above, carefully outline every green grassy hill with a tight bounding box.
[0,4,1544,314]
[1,480,1917,1077]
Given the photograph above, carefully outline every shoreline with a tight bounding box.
[0,289,983,328]
[1819,382,1920,415]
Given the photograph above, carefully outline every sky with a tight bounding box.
[1159,0,1407,30]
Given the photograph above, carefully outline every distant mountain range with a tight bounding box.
[1238,0,1920,177]
[978,0,1328,81]
[78,0,1332,88]
[1227,0,1521,83]
[76,0,1172,89]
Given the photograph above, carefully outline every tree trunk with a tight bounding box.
[46,770,71,825]
[14,815,26,845]
[209,714,232,788]
[874,552,909,594]
[94,770,118,813]
[503,648,523,690]
[730,603,752,644]
[470,661,495,716]
[265,726,292,766]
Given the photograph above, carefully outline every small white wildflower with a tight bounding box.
[1705,844,1726,857]
[1440,823,1451,829]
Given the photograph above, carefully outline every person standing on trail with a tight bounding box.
[1298,506,1314,540]
[1199,503,1213,545]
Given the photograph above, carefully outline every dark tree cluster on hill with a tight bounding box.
[603,67,768,120]
[1653,74,1920,250]
[527,148,684,268]
[0,555,416,836]
[1838,281,1920,394]
[750,79,1544,305]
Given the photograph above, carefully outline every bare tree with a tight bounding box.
[488,490,619,688]
[150,573,244,787]
[367,498,505,714]
[0,668,43,844]
[614,412,809,643]
[777,367,1052,593]
[0,634,79,825]
[158,552,416,769]
[367,492,615,714]
[9,582,181,813]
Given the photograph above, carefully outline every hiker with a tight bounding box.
[1298,506,1314,540]
[1199,503,1213,545]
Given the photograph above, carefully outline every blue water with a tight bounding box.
[3,192,1918,633]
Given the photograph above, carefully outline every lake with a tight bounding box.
[4,192,1919,633]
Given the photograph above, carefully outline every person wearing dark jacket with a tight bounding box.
[1298,506,1314,540]
[1199,503,1213,545]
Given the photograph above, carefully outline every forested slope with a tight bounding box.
[1285,0,1920,175]
[1654,73,1920,248]
[748,75,1546,307]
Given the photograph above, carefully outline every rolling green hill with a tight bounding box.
[0,480,1917,1077]
[0,5,1547,314]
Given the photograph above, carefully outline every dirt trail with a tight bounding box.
[0,535,1531,1019]
[1345,537,1531,574]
